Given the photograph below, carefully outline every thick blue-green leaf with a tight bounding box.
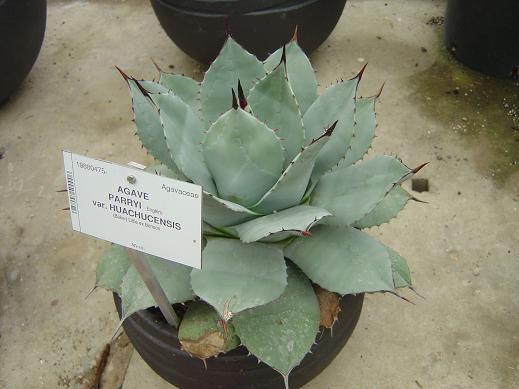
[96,244,130,294]
[203,192,260,227]
[127,80,174,169]
[191,238,287,317]
[159,73,200,113]
[230,205,331,243]
[353,185,411,229]
[202,109,284,206]
[342,97,377,167]
[201,37,265,124]
[311,156,411,226]
[303,78,359,180]
[248,64,305,165]
[264,41,318,115]
[152,92,217,194]
[120,253,194,320]
[385,246,412,289]
[284,225,394,294]
[251,126,333,214]
[178,301,240,359]
[233,263,320,376]
[203,222,234,238]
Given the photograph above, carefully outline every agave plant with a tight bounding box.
[96,33,425,381]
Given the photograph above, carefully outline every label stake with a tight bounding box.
[125,248,180,328]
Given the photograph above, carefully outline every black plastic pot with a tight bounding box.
[115,292,364,388]
[150,0,348,64]
[444,0,519,78]
[0,0,47,104]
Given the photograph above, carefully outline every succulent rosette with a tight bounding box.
[96,34,425,378]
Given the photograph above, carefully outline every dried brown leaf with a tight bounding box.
[180,330,226,359]
[314,285,341,328]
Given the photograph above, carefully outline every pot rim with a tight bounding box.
[115,292,364,361]
[152,0,325,17]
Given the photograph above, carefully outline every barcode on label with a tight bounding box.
[66,170,78,214]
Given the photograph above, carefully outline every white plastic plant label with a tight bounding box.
[62,151,202,269]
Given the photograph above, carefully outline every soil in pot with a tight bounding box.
[115,292,364,389]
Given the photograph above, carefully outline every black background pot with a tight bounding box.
[115,293,364,389]
[0,0,47,104]
[150,0,348,64]
[444,0,519,78]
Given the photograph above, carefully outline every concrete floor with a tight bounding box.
[1,0,518,388]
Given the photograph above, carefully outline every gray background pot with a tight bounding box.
[444,0,519,78]
[150,0,348,64]
[0,0,47,104]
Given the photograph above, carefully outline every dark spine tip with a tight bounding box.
[391,291,415,305]
[409,286,425,299]
[281,45,287,65]
[411,162,429,174]
[115,66,130,82]
[411,196,429,204]
[231,89,238,110]
[356,63,368,81]
[62,207,70,211]
[376,81,386,98]
[280,45,288,78]
[273,45,288,76]
[134,79,152,99]
[310,120,338,144]
[324,120,338,137]
[224,16,231,37]
[151,58,163,74]
[291,25,299,43]
[237,80,247,109]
